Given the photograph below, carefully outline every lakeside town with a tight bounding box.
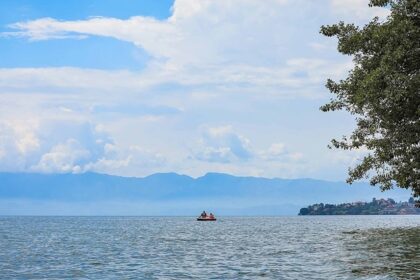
[299,198,420,215]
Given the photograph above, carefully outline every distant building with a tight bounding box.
[299,198,419,215]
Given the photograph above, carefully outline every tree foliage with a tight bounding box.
[299,198,419,215]
[320,0,420,204]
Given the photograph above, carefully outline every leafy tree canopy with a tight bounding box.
[320,0,419,205]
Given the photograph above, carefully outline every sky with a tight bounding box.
[0,0,390,180]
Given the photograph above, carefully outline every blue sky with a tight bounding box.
[0,0,390,179]
[0,0,173,69]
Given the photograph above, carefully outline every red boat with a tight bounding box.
[197,212,217,221]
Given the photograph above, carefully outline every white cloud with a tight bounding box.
[0,121,38,171]
[194,126,252,163]
[0,119,166,175]
[0,0,376,105]
[5,0,389,61]
[0,0,384,180]
[5,0,291,67]
[0,67,147,93]
[258,142,304,162]
[327,146,370,166]
[82,144,165,174]
[260,143,286,160]
[193,126,304,167]
[1,0,388,91]
[0,120,111,173]
[330,0,390,22]
[31,139,91,173]
[1,0,356,98]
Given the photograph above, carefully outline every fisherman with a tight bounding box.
[201,210,207,218]
[209,213,215,219]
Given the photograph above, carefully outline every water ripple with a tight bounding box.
[0,216,419,279]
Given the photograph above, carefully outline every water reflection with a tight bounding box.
[0,216,419,279]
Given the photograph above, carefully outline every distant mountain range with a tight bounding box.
[0,172,412,215]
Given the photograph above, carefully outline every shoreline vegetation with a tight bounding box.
[299,198,420,215]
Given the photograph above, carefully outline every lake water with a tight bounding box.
[0,216,419,279]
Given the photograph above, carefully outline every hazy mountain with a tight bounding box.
[0,172,411,216]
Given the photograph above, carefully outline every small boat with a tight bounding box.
[197,216,217,221]
[197,211,217,221]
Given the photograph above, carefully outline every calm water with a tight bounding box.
[0,216,419,280]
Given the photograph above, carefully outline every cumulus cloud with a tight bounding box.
[32,139,91,173]
[193,126,303,165]
[5,0,291,66]
[194,126,252,163]
[1,0,361,97]
[84,145,166,175]
[0,119,166,175]
[0,121,40,171]
[258,142,304,162]
[259,143,286,160]
[1,0,389,94]
[6,0,388,60]
[0,120,109,172]
[185,125,309,178]
[0,0,386,179]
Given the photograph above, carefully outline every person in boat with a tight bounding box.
[209,213,215,219]
[200,211,207,218]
